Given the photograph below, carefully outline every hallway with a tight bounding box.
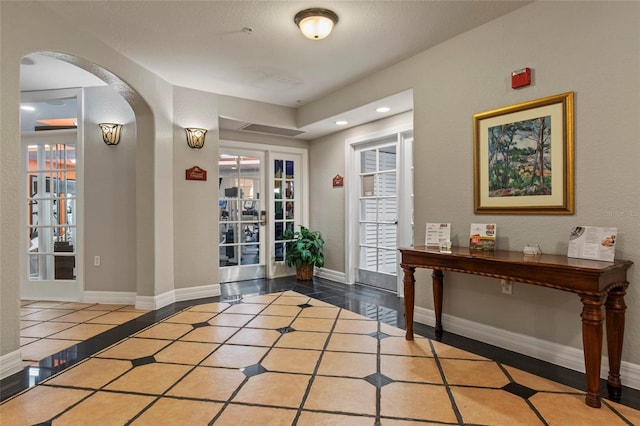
[1,278,639,425]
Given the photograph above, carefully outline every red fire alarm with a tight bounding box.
[511,67,531,89]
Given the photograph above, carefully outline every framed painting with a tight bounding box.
[473,92,574,214]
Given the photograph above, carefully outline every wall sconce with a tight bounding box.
[185,127,207,149]
[99,123,122,146]
[294,8,338,40]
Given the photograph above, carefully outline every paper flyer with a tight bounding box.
[469,223,496,251]
[426,223,451,246]
[567,226,617,262]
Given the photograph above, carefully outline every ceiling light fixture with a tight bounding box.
[185,127,207,149]
[335,120,348,126]
[99,123,122,146]
[294,8,338,40]
[376,107,391,113]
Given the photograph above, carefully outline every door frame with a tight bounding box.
[218,140,309,280]
[217,147,266,283]
[344,124,413,296]
[19,88,84,301]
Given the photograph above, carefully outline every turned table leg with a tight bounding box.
[403,265,416,340]
[605,287,627,401]
[580,295,604,408]
[432,269,444,337]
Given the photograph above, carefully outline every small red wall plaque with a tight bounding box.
[186,166,207,181]
[333,174,344,187]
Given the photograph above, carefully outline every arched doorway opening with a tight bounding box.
[19,52,154,304]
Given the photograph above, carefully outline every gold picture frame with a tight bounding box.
[473,92,574,214]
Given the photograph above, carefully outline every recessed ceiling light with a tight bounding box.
[20,105,35,111]
[335,120,348,126]
[376,107,390,113]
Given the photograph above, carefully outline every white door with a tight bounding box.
[218,150,266,282]
[347,128,413,294]
[269,151,306,278]
[357,141,399,292]
[218,143,308,282]
[20,90,83,301]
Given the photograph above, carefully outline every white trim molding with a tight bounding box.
[175,283,221,302]
[136,290,176,311]
[315,267,346,284]
[135,284,221,310]
[0,349,23,380]
[83,291,136,305]
[413,306,640,390]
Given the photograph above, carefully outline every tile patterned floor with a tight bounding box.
[19,301,147,365]
[2,290,639,425]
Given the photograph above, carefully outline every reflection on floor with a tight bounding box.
[19,301,147,366]
[1,278,639,425]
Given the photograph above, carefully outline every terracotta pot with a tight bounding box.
[296,263,314,280]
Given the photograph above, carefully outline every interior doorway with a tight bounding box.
[20,89,83,301]
[218,142,309,282]
[346,127,413,295]
[218,149,266,283]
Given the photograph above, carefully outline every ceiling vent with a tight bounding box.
[239,123,305,138]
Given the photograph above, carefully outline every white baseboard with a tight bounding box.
[0,349,23,380]
[175,283,220,302]
[315,267,346,283]
[83,291,136,305]
[136,290,175,311]
[414,306,640,390]
[135,284,221,310]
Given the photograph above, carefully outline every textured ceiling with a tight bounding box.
[20,1,530,138]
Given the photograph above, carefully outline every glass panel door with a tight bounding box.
[27,143,77,281]
[357,142,398,292]
[269,152,304,278]
[21,90,83,301]
[218,151,265,282]
[273,158,296,262]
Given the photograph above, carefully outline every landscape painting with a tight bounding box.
[473,92,574,214]
[487,115,552,197]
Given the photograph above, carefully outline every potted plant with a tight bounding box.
[282,226,325,280]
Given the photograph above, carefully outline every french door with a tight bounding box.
[269,152,305,278]
[357,141,399,292]
[347,128,413,294]
[20,90,83,301]
[218,149,266,283]
[218,143,307,282]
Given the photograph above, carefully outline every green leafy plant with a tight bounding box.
[283,226,325,269]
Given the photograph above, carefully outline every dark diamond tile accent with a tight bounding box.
[192,322,210,329]
[298,303,313,309]
[364,372,395,388]
[502,381,538,399]
[368,331,391,340]
[132,356,156,367]
[276,326,296,334]
[241,363,267,378]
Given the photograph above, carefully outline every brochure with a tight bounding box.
[568,226,617,262]
[426,223,451,247]
[469,223,496,251]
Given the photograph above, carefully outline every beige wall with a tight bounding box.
[306,1,639,365]
[84,86,137,293]
[309,112,413,272]
[1,1,638,377]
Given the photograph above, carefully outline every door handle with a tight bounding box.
[260,210,267,226]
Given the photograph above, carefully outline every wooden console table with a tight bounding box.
[400,246,633,408]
